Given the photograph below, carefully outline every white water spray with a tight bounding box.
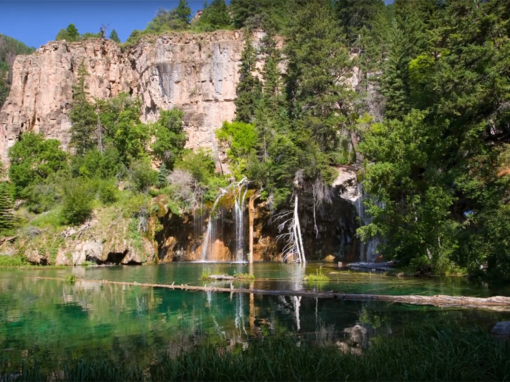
[234,178,249,263]
[201,190,226,261]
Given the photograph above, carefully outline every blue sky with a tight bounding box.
[1,0,394,48]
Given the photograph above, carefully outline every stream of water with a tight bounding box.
[0,263,509,367]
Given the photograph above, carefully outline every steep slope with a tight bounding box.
[0,34,35,109]
[0,30,257,163]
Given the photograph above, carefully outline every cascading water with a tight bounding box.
[354,182,382,262]
[234,178,248,263]
[201,191,225,261]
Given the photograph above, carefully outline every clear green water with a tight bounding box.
[1,263,509,367]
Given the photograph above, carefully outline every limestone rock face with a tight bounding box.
[0,31,250,163]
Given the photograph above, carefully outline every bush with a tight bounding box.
[61,179,93,225]
[98,180,117,205]
[129,158,157,193]
[0,255,25,266]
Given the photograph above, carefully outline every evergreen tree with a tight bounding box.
[230,0,263,29]
[176,0,192,25]
[196,0,232,31]
[70,61,97,155]
[379,22,409,120]
[286,0,355,156]
[109,29,121,43]
[157,163,169,188]
[234,31,262,123]
[66,24,79,41]
[335,0,385,45]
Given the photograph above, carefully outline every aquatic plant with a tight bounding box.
[201,268,212,280]
[305,267,329,282]
[64,274,77,284]
[233,271,255,280]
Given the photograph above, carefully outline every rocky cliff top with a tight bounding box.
[0,30,262,163]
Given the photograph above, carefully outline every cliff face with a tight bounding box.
[0,30,251,162]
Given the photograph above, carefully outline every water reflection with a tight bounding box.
[0,265,509,368]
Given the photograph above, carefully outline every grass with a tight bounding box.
[201,268,212,280]
[64,274,77,283]
[1,324,509,381]
[305,266,329,282]
[0,255,26,266]
[233,271,255,280]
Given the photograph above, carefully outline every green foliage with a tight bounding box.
[55,24,102,42]
[335,0,385,45]
[356,0,510,279]
[109,29,121,43]
[61,179,94,225]
[147,1,192,32]
[56,23,80,42]
[129,158,157,193]
[232,271,255,280]
[175,149,216,186]
[0,255,25,267]
[5,324,510,382]
[98,180,118,205]
[195,0,232,31]
[305,267,329,282]
[234,31,262,124]
[216,121,257,175]
[157,163,169,188]
[8,133,68,197]
[70,148,121,179]
[0,180,14,234]
[230,0,294,31]
[201,268,212,280]
[64,274,77,284]
[70,61,97,155]
[151,109,186,168]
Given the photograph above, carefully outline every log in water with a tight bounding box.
[34,276,510,312]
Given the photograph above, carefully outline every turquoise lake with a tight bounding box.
[1,263,509,368]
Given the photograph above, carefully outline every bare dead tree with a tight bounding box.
[100,24,109,39]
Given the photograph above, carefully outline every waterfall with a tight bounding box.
[201,191,225,261]
[234,179,248,263]
[354,182,382,262]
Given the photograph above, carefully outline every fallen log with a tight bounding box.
[34,276,510,312]
[207,274,235,280]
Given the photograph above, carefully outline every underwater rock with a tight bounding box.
[492,321,510,339]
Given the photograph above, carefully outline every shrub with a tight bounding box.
[61,179,93,225]
[98,180,118,205]
[129,158,157,193]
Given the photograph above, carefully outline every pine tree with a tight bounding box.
[109,29,120,43]
[286,0,355,155]
[335,0,385,45]
[157,163,169,188]
[234,30,262,124]
[254,28,287,160]
[196,0,232,31]
[66,24,79,42]
[176,0,192,25]
[70,61,97,155]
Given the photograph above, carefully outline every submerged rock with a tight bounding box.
[492,322,510,339]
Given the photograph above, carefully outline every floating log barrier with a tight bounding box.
[34,276,510,312]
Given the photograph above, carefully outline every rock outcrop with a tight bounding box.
[0,30,255,163]
[14,209,156,266]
